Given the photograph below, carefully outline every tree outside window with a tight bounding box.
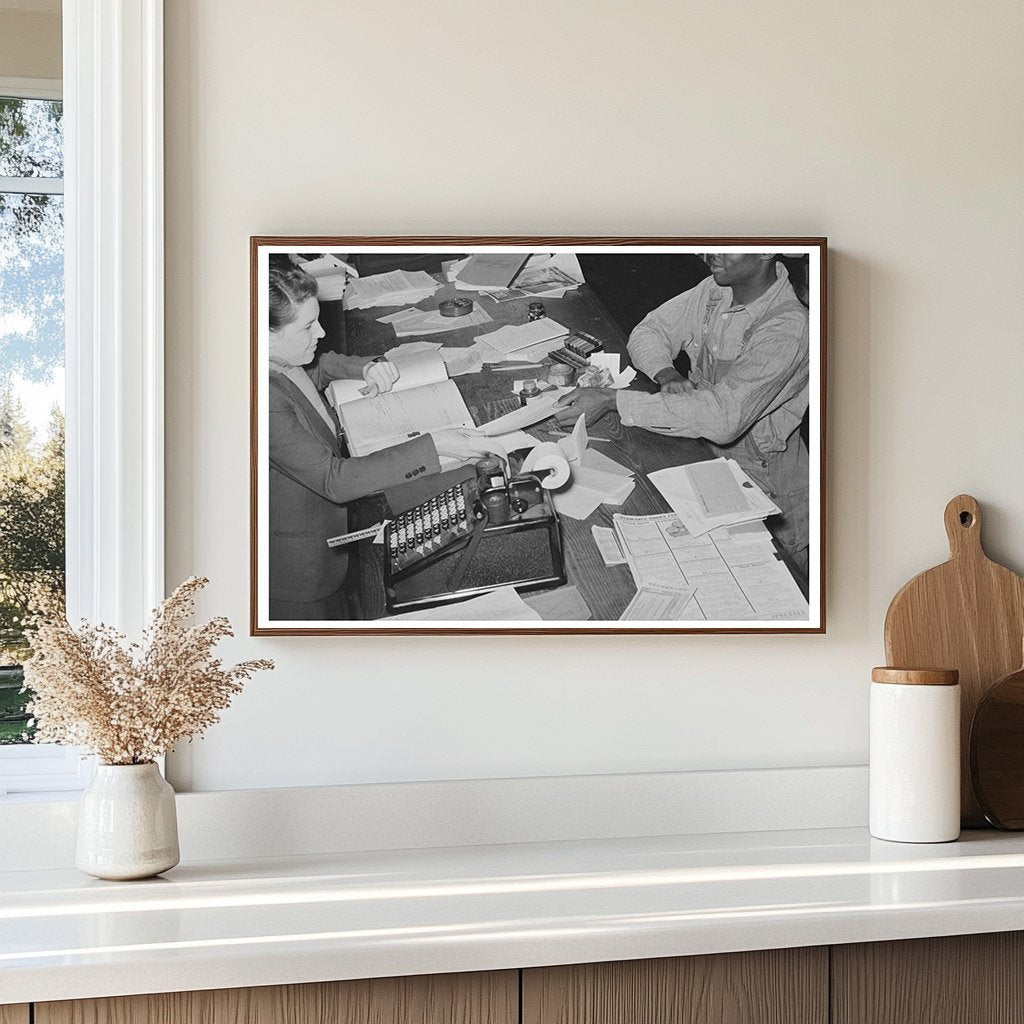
[0,94,65,744]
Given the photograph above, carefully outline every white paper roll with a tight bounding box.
[521,442,571,490]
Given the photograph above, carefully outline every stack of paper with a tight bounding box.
[483,265,582,302]
[450,253,532,290]
[472,318,568,357]
[619,582,697,621]
[447,253,585,301]
[343,270,441,310]
[471,335,565,365]
[296,254,357,302]
[377,304,492,337]
[648,458,780,537]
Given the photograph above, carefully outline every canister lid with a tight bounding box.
[871,667,959,686]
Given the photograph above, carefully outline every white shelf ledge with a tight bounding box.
[5,826,1024,1005]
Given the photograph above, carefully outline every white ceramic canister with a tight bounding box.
[870,667,961,843]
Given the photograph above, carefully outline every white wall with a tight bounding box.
[0,7,61,80]
[163,1,1024,792]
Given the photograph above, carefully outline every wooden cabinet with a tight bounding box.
[832,932,1024,1024]
[14,933,1024,1023]
[34,971,518,1024]
[522,948,828,1024]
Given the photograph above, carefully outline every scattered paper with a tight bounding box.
[326,523,387,548]
[522,585,593,621]
[580,448,633,478]
[344,269,441,310]
[710,521,777,546]
[480,394,561,436]
[557,413,589,463]
[488,430,542,455]
[516,337,570,362]
[685,459,752,517]
[453,253,531,290]
[473,317,568,356]
[648,458,780,536]
[481,263,581,302]
[592,525,627,566]
[377,303,493,337]
[470,338,513,365]
[551,485,606,521]
[448,252,584,293]
[611,512,808,622]
[382,339,443,355]
[573,467,635,505]
[385,586,542,622]
[619,583,698,621]
[439,347,484,377]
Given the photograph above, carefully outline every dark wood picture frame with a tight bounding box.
[250,237,827,635]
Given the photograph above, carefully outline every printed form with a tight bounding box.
[612,513,808,621]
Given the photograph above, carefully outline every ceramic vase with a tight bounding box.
[76,762,180,880]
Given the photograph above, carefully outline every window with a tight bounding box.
[0,79,82,794]
[1,4,166,798]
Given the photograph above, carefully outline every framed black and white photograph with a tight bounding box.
[250,237,826,634]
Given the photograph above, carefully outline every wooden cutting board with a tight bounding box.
[884,494,1024,826]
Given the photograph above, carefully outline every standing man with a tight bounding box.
[554,253,810,573]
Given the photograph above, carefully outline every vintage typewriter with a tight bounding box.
[381,460,565,614]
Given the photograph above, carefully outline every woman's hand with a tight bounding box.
[429,429,506,462]
[361,359,401,398]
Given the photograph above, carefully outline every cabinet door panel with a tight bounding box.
[523,949,828,1024]
[832,932,1024,1024]
[36,970,518,1024]
[0,1007,29,1024]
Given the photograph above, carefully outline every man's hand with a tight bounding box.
[654,367,694,396]
[553,388,616,428]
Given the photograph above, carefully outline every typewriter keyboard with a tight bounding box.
[386,482,473,576]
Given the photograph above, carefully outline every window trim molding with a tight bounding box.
[0,2,165,796]
[63,0,165,634]
[0,76,62,101]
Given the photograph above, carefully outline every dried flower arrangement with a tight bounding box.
[22,577,273,765]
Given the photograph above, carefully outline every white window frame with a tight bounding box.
[0,75,84,796]
[0,0,164,797]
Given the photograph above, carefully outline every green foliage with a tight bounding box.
[0,665,31,743]
[0,392,64,742]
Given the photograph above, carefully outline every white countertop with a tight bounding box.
[4,826,1024,1004]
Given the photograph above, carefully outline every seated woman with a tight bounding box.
[268,262,498,620]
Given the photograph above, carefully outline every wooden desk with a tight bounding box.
[332,275,802,621]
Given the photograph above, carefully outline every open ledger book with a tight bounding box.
[325,350,474,456]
